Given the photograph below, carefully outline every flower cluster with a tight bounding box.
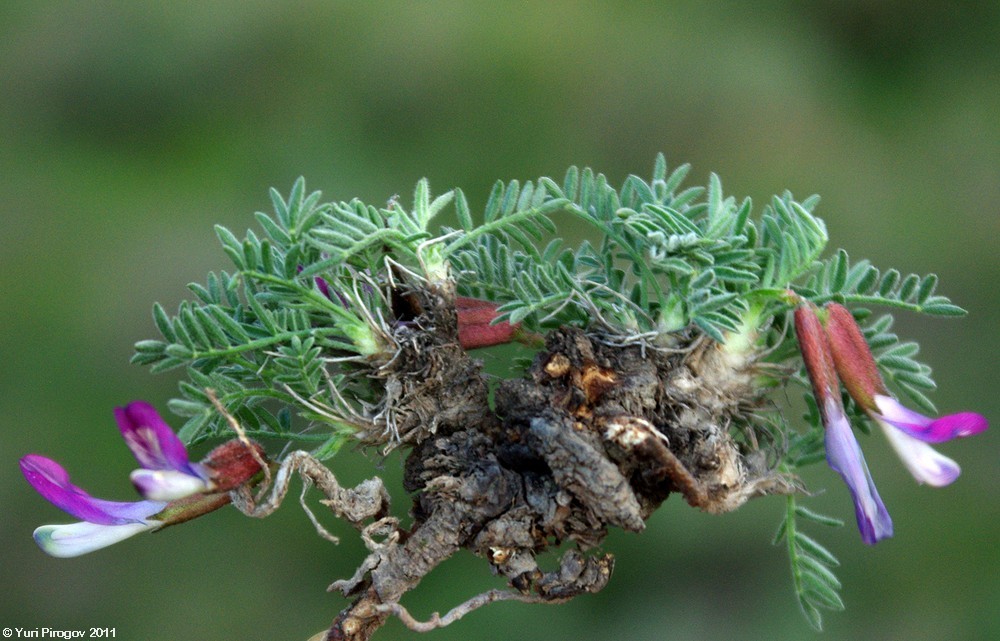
[20,401,265,557]
[794,302,988,544]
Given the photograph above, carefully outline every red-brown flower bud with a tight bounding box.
[201,440,267,493]
[793,304,840,410]
[823,302,886,410]
[456,296,518,349]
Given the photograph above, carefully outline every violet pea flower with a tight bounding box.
[20,454,168,557]
[824,303,988,487]
[795,304,893,545]
[21,402,265,557]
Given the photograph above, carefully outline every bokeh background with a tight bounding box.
[2,2,997,640]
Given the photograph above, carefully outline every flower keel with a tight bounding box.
[34,521,159,559]
[878,424,960,487]
[873,396,987,444]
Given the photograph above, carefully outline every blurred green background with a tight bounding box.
[2,2,997,640]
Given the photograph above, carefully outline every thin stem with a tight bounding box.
[375,590,570,632]
[444,200,567,254]
[785,494,803,598]
[184,326,350,359]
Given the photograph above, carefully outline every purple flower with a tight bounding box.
[795,304,893,544]
[871,396,986,444]
[297,266,350,308]
[115,401,213,500]
[824,302,988,487]
[21,402,267,557]
[821,397,894,545]
[20,454,166,557]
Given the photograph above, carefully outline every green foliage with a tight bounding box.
[449,155,961,352]
[772,418,844,630]
[772,419,847,630]
[773,495,846,631]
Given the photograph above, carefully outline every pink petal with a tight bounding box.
[875,396,989,443]
[20,455,165,525]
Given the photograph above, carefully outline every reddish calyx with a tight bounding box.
[456,297,519,349]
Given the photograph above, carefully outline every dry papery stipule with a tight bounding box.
[233,283,793,641]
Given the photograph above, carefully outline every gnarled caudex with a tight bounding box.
[226,285,792,641]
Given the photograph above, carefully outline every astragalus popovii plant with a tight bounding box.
[22,156,987,639]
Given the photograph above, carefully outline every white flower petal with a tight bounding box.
[877,420,961,487]
[130,469,211,501]
[33,521,158,558]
